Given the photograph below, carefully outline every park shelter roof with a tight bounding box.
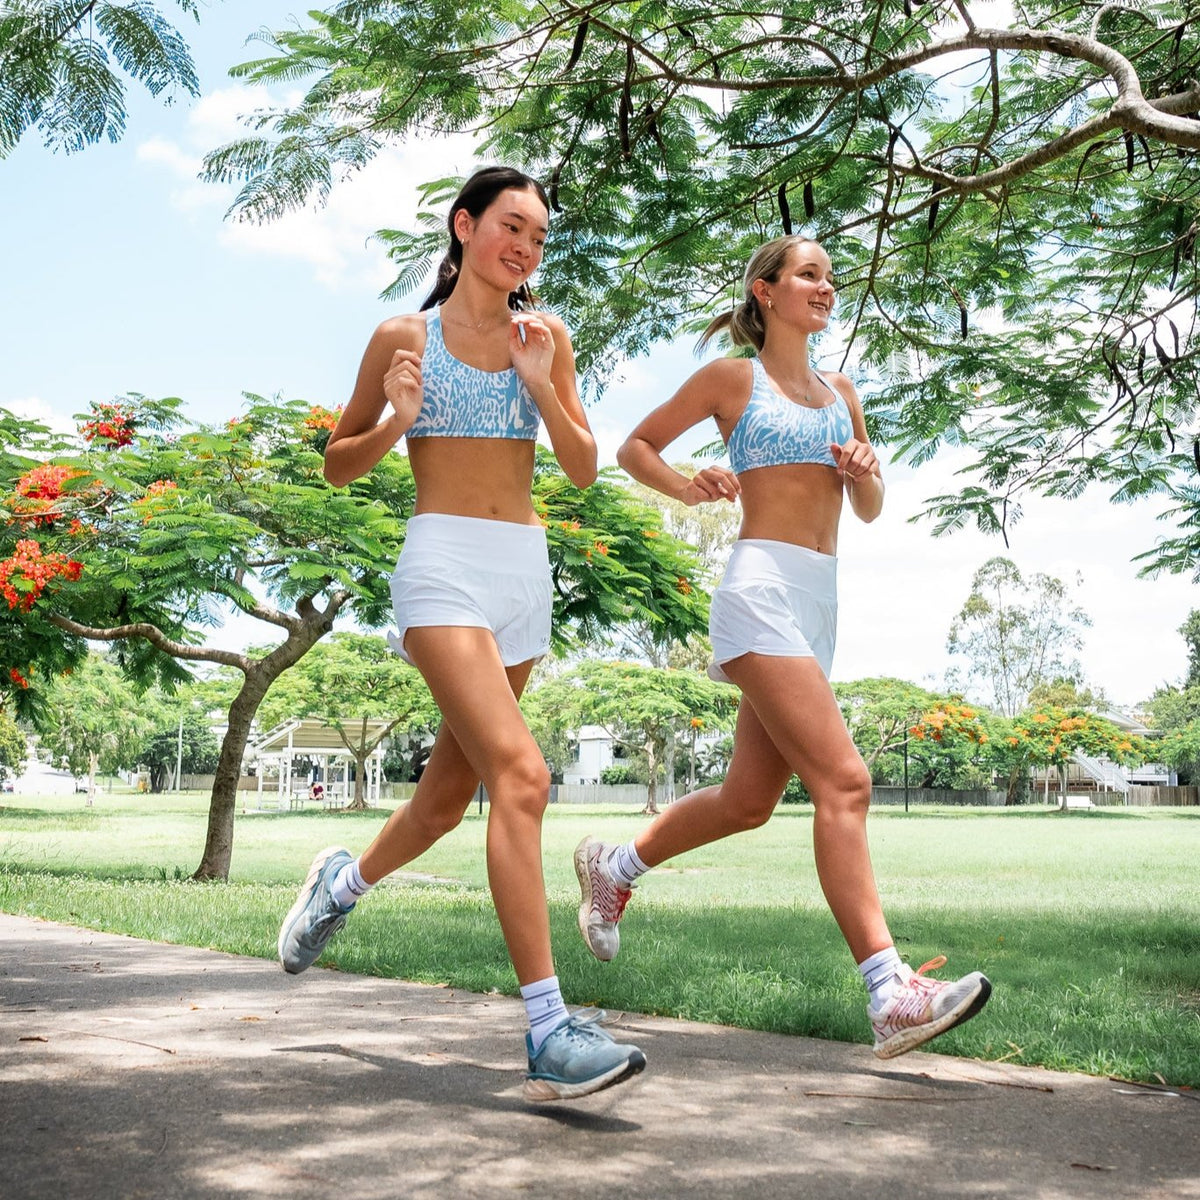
[249,717,394,756]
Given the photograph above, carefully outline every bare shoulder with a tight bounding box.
[820,368,862,406]
[694,356,753,420]
[372,312,428,352]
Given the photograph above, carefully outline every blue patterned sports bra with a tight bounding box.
[726,357,854,474]
[405,308,541,441]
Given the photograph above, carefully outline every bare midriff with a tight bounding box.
[407,436,540,525]
[734,464,845,555]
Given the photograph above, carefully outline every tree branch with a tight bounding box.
[47,614,252,672]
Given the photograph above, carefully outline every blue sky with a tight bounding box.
[3,1,1195,710]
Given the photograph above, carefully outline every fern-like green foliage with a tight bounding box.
[194,1,1200,576]
[0,1,200,156]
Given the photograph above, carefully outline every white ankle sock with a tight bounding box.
[859,946,904,1010]
[329,858,373,910]
[606,840,649,889]
[521,976,569,1052]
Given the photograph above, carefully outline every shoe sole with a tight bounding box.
[873,975,992,1059]
[523,1049,647,1102]
[573,836,617,963]
[277,845,347,973]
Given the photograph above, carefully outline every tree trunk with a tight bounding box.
[194,673,268,880]
[86,750,98,807]
[347,751,369,811]
[193,610,333,881]
[663,731,677,805]
[642,740,659,816]
[1057,764,1069,812]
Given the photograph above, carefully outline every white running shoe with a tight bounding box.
[574,836,634,962]
[869,955,992,1058]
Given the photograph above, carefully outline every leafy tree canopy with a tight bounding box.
[36,652,153,800]
[947,556,1092,716]
[0,0,201,156]
[833,675,942,772]
[0,706,26,778]
[203,0,1200,574]
[1176,607,1200,687]
[255,631,440,809]
[524,657,738,810]
[138,705,220,794]
[1,397,709,876]
[998,702,1143,803]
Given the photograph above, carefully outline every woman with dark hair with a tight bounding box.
[278,166,645,1101]
[575,235,991,1059]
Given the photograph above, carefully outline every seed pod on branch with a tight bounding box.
[928,184,945,231]
[619,45,633,159]
[778,185,792,234]
[566,20,589,71]
[803,181,814,219]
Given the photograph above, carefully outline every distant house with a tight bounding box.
[561,723,725,786]
[1061,708,1176,794]
[562,725,624,785]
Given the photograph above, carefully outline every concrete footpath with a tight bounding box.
[1,914,1196,1200]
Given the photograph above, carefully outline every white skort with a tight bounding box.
[388,513,553,667]
[707,539,837,683]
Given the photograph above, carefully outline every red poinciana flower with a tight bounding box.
[0,539,84,611]
[81,403,136,447]
[303,405,341,431]
[12,464,86,527]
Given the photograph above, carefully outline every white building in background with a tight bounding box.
[561,724,725,786]
[563,725,621,785]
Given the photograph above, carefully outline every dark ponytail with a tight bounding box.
[420,166,550,312]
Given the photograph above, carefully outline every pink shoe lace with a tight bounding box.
[872,955,948,1034]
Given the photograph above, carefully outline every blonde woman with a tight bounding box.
[576,235,991,1059]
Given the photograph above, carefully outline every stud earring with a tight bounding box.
[767,298,774,310]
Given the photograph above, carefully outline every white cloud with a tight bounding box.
[4,396,77,436]
[136,85,482,293]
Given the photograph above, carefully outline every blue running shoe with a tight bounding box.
[523,1010,647,1102]
[278,846,355,974]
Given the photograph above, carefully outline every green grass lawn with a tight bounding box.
[2,790,1197,1087]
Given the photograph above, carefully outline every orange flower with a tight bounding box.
[675,576,692,595]
[81,403,136,447]
[0,540,84,611]
[12,464,87,528]
[303,405,341,432]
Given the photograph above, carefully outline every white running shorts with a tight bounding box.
[388,513,553,668]
[707,539,838,683]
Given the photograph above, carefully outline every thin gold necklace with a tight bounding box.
[440,308,511,332]
[767,365,825,406]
